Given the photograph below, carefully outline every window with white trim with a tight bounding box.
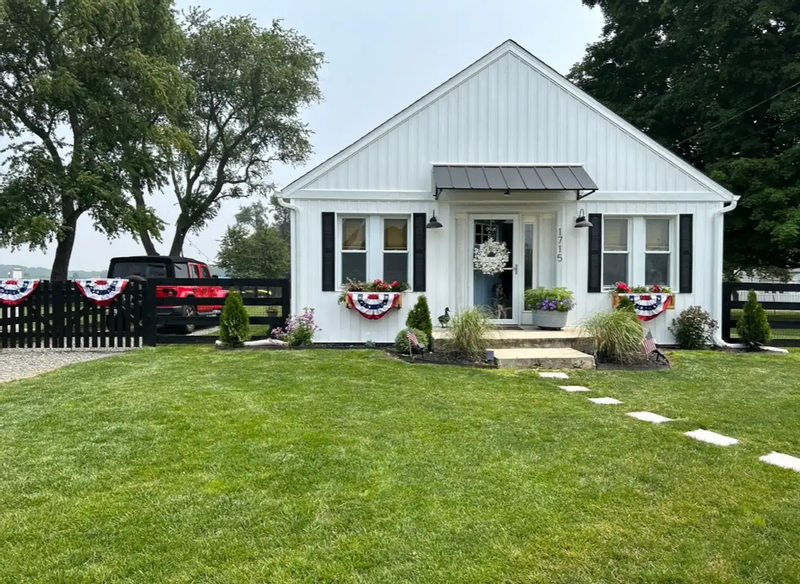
[602,216,677,289]
[383,218,408,284]
[341,218,367,283]
[339,216,411,286]
[602,218,629,287]
[645,219,671,286]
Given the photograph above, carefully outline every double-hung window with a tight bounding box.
[341,218,367,283]
[602,218,629,287]
[340,216,411,286]
[383,218,408,284]
[645,219,671,286]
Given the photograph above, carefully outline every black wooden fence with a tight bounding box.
[146,278,290,345]
[0,280,145,349]
[722,282,800,347]
[0,278,290,348]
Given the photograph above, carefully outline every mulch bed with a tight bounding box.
[595,353,672,371]
[389,350,495,369]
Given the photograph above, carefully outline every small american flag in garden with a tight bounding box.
[642,331,657,355]
[406,329,419,347]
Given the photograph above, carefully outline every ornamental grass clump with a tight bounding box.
[737,290,772,348]
[582,309,644,364]
[272,308,321,346]
[446,307,496,360]
[669,306,718,350]
[525,287,576,312]
[219,290,251,348]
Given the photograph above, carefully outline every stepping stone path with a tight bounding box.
[588,397,623,405]
[539,375,798,477]
[539,372,569,379]
[760,452,800,473]
[558,385,591,393]
[627,411,672,424]
[686,429,739,446]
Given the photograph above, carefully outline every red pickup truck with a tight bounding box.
[108,255,227,333]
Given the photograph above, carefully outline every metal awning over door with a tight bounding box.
[433,164,598,199]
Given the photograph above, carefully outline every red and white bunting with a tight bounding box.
[347,292,400,320]
[624,293,673,322]
[0,279,39,306]
[74,279,128,307]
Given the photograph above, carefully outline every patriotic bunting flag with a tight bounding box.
[74,279,128,307]
[623,293,673,322]
[347,292,400,320]
[0,279,39,306]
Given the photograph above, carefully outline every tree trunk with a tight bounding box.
[140,229,159,256]
[168,215,189,257]
[50,213,79,282]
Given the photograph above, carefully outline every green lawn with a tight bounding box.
[1,349,799,583]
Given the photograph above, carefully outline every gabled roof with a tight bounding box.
[282,39,736,201]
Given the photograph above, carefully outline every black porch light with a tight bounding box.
[426,213,443,229]
[575,210,593,229]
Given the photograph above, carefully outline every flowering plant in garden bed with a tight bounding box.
[525,287,576,312]
[612,282,672,294]
[271,308,321,346]
[337,279,409,304]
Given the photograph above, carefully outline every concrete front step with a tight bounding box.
[433,328,591,351]
[490,347,595,370]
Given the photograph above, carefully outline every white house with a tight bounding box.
[279,40,738,344]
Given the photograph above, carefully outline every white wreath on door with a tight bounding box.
[473,238,510,275]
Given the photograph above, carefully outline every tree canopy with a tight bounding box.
[570,0,800,272]
[215,201,290,279]
[157,10,322,257]
[0,0,187,280]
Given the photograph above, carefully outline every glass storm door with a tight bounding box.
[471,216,519,324]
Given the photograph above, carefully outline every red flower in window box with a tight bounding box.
[615,282,631,293]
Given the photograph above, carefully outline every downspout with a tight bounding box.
[711,199,741,349]
[277,196,300,317]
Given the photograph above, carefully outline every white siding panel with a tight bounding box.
[301,53,713,196]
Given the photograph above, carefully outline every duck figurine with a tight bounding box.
[438,307,451,328]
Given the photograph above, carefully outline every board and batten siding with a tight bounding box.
[291,195,721,344]
[291,197,450,344]
[294,50,716,197]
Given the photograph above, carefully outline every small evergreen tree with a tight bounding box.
[737,290,772,348]
[219,291,251,348]
[406,295,433,349]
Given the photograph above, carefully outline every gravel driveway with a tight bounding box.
[0,348,134,384]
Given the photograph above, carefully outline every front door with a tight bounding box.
[471,216,520,324]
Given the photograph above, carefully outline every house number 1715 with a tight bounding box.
[557,228,563,262]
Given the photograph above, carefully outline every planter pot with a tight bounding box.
[531,310,569,330]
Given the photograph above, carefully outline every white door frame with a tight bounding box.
[467,214,522,325]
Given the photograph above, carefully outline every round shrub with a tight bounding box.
[395,327,429,354]
[669,306,718,350]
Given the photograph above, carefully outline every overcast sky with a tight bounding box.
[1,0,603,271]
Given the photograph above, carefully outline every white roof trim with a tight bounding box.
[281,40,735,201]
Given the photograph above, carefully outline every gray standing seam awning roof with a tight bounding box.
[433,164,598,199]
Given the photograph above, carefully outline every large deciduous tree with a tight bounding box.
[570,0,800,272]
[0,0,187,280]
[159,11,322,257]
[216,202,290,278]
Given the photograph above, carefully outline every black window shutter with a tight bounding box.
[321,212,335,291]
[679,214,693,293]
[412,213,427,291]
[587,214,602,293]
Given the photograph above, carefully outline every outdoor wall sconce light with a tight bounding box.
[575,210,593,228]
[426,212,443,229]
